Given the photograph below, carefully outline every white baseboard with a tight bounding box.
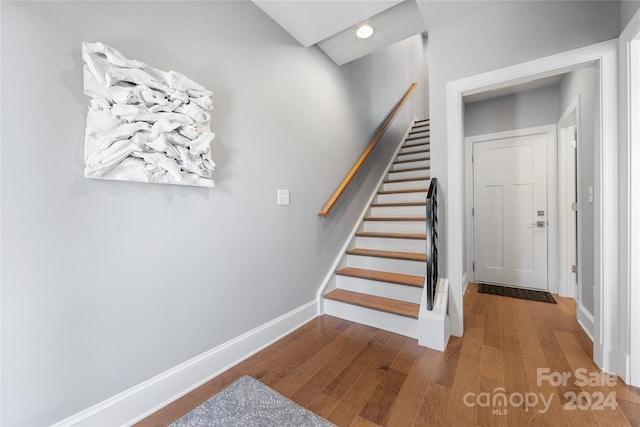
[462,271,471,293]
[577,302,595,341]
[52,301,319,427]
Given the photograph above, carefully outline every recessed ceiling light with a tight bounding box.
[356,25,374,39]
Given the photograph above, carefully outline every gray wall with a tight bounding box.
[621,0,640,30]
[464,84,561,137]
[560,67,599,315]
[462,70,598,315]
[462,84,561,277]
[0,2,426,425]
[426,1,620,330]
[423,34,430,117]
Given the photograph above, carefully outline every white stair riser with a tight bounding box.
[402,141,429,151]
[369,205,425,216]
[336,275,423,303]
[362,220,426,234]
[405,136,429,144]
[392,160,430,171]
[376,192,428,204]
[406,137,429,144]
[397,151,430,162]
[356,236,426,252]
[383,179,430,192]
[323,299,419,339]
[388,169,429,181]
[404,140,430,149]
[346,254,426,276]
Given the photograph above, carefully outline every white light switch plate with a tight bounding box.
[278,189,290,206]
[588,186,593,203]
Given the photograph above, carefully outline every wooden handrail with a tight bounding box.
[318,82,418,217]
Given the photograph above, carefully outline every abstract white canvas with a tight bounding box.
[82,41,215,187]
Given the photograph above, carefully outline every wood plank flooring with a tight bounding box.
[136,283,640,426]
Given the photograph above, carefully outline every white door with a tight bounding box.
[473,133,548,290]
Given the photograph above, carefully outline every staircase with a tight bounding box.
[322,119,433,340]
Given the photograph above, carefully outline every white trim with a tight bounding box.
[594,39,619,374]
[464,125,557,294]
[52,301,318,427]
[464,138,474,285]
[629,36,640,388]
[446,40,619,373]
[316,121,416,305]
[577,302,595,342]
[462,271,470,293]
[557,97,580,299]
[620,9,640,387]
[418,278,450,351]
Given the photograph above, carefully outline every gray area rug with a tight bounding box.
[169,376,336,427]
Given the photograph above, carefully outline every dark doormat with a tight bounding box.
[478,283,557,304]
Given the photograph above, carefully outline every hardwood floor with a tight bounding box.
[137,283,640,426]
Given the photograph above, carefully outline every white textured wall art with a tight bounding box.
[82,41,215,187]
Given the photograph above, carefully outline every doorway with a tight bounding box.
[447,40,618,375]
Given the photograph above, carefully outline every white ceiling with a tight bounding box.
[253,0,403,48]
[317,1,427,65]
[253,0,427,65]
[252,1,580,101]
[253,1,507,65]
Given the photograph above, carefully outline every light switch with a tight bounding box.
[588,186,593,203]
[277,189,290,206]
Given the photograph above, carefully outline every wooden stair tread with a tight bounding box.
[356,231,426,240]
[336,267,424,287]
[346,248,427,262]
[324,289,420,319]
[377,188,429,194]
[364,216,426,222]
[371,201,426,207]
[384,176,430,184]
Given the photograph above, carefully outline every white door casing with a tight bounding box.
[565,125,578,293]
[448,40,618,377]
[558,98,580,300]
[473,132,549,290]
